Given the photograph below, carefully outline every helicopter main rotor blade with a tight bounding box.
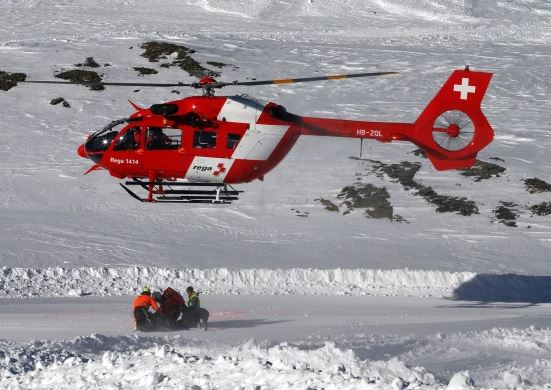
[19,80,194,87]
[17,71,398,90]
[219,71,399,87]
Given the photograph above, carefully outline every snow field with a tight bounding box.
[1,0,551,274]
[1,0,551,388]
[2,327,551,389]
[192,0,551,23]
[1,283,549,388]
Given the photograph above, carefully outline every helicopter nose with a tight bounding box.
[77,144,87,158]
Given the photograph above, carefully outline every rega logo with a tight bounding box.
[193,165,212,172]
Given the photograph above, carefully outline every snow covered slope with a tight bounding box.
[0,0,550,273]
[1,0,551,388]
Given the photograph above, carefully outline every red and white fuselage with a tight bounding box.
[78,69,494,188]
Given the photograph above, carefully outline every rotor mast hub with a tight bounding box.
[198,76,218,96]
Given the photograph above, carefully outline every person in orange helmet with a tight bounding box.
[132,286,159,331]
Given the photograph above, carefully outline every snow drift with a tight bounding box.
[0,334,441,389]
[3,267,550,301]
[0,266,477,298]
[3,328,551,389]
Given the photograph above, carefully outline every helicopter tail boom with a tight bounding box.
[298,68,493,170]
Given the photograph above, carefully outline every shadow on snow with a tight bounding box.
[450,273,551,304]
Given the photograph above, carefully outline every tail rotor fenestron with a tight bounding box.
[432,110,475,152]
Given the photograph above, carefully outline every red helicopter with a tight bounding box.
[23,67,493,203]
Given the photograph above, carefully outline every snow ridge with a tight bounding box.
[0,267,476,298]
[0,334,441,389]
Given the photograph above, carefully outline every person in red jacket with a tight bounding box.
[132,286,159,331]
[157,287,186,328]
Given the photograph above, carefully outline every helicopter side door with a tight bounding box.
[184,121,248,182]
[107,125,145,177]
[142,126,187,177]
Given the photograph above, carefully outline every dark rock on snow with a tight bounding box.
[140,41,220,78]
[524,178,551,194]
[55,69,104,91]
[460,160,506,181]
[0,70,27,91]
[493,201,519,227]
[50,97,70,108]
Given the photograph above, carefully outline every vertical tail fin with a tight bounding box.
[413,68,494,170]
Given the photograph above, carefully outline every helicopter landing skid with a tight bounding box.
[120,178,242,204]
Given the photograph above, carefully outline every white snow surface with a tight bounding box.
[1,295,551,389]
[2,331,550,389]
[1,0,551,388]
[0,335,447,389]
[0,266,477,298]
[5,266,551,303]
[1,0,551,273]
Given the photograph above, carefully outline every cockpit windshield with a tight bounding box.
[86,118,129,153]
[91,118,129,139]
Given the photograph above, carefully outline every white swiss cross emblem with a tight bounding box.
[454,77,476,100]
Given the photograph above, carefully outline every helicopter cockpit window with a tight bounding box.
[86,118,128,152]
[114,127,141,151]
[193,130,216,149]
[146,127,181,150]
[227,133,241,149]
